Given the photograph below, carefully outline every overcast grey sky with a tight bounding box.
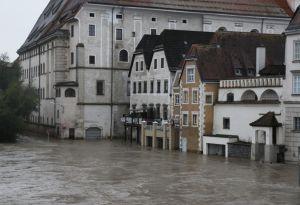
[0,0,49,61]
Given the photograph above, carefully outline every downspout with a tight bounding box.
[38,45,41,127]
[261,18,264,33]
[110,7,115,140]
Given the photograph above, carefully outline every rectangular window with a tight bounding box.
[294,117,300,131]
[192,90,198,104]
[89,13,95,18]
[175,94,180,105]
[164,80,168,93]
[71,25,74,37]
[116,14,123,19]
[56,88,61,97]
[71,52,74,65]
[187,68,195,83]
[97,81,104,95]
[163,106,168,120]
[89,24,96,36]
[183,90,189,103]
[133,82,137,94]
[157,80,161,93]
[127,81,130,96]
[161,58,164,68]
[154,59,158,69]
[151,17,157,22]
[143,81,147,93]
[223,118,230,129]
[135,62,139,71]
[89,56,95,64]
[116,29,123,40]
[183,113,188,126]
[295,41,300,61]
[293,74,300,94]
[182,19,188,24]
[205,94,213,105]
[192,114,198,126]
[150,80,154,93]
[150,29,157,35]
[138,82,142,93]
[140,61,144,71]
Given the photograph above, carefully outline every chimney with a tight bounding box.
[256,47,266,76]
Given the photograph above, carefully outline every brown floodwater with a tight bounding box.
[0,135,299,205]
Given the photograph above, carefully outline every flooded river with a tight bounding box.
[0,136,299,205]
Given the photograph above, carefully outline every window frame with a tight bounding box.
[223,118,230,130]
[88,24,96,37]
[89,55,96,65]
[293,117,300,131]
[96,80,105,96]
[192,89,198,104]
[157,80,161,93]
[182,112,189,127]
[174,94,180,105]
[119,49,128,62]
[205,93,213,105]
[164,80,169,94]
[192,113,198,127]
[186,67,195,83]
[116,28,123,41]
[182,89,189,104]
[292,73,300,95]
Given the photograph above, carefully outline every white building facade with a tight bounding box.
[18,0,292,139]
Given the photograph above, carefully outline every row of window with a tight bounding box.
[182,113,198,127]
[28,115,54,126]
[203,22,274,34]
[132,80,169,94]
[22,63,47,80]
[177,90,213,105]
[135,58,165,71]
[55,82,104,98]
[20,42,55,61]
[70,49,129,65]
[132,104,169,120]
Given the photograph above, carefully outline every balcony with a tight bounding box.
[220,77,283,89]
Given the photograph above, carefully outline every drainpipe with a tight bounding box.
[261,18,264,33]
[110,7,115,140]
[38,45,41,127]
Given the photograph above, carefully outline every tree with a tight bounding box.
[0,54,38,142]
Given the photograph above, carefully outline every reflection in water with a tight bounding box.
[0,135,299,205]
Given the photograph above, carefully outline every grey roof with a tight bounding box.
[286,6,300,31]
[18,0,292,53]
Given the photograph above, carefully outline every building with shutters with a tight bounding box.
[18,0,293,139]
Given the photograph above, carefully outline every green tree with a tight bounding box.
[0,54,38,142]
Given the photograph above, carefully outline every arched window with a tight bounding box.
[250,29,259,33]
[119,49,128,62]
[260,89,279,101]
[65,88,76,97]
[241,90,258,101]
[217,27,227,32]
[226,93,234,102]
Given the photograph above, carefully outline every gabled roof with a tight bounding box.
[129,30,214,76]
[18,0,292,53]
[250,112,282,127]
[286,5,300,31]
[185,32,285,81]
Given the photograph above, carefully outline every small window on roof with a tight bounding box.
[247,69,255,76]
[234,69,242,76]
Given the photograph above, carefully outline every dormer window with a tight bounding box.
[234,69,242,76]
[247,69,255,76]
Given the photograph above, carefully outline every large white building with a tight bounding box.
[283,6,300,162]
[18,0,293,139]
